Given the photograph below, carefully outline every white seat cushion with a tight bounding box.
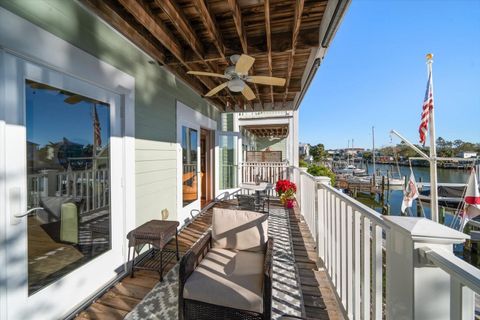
[183,248,265,313]
[212,208,268,252]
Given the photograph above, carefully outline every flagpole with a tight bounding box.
[427,53,439,223]
[372,126,376,184]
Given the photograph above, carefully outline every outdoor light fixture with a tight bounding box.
[227,78,245,92]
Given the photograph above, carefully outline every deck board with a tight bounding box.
[289,207,345,320]
[75,201,343,319]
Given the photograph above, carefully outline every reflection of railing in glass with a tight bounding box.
[182,126,198,206]
[183,164,197,206]
[25,79,111,295]
[27,168,110,213]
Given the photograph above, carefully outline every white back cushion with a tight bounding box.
[212,208,268,252]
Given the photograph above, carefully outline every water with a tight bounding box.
[356,163,470,217]
[354,163,480,267]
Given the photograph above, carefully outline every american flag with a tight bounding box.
[419,70,434,145]
[93,104,102,147]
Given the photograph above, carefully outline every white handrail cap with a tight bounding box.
[384,216,469,244]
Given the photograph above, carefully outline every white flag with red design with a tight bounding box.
[401,170,419,214]
[460,168,480,229]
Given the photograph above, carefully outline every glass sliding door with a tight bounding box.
[219,133,239,190]
[182,126,198,206]
[26,80,112,294]
[2,51,126,319]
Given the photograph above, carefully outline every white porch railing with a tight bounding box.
[289,166,479,320]
[241,162,288,184]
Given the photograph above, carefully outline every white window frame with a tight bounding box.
[176,100,217,227]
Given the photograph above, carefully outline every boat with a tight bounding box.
[418,185,465,209]
[336,164,366,175]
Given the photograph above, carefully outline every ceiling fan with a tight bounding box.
[187,54,286,101]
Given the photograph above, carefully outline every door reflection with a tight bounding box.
[26,80,111,294]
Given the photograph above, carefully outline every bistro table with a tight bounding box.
[127,220,179,281]
[239,182,273,212]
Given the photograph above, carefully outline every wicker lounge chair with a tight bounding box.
[179,208,273,320]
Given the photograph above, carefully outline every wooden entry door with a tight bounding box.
[200,129,213,207]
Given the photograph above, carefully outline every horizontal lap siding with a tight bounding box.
[1,0,221,226]
[256,137,288,161]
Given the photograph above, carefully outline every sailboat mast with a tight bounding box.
[427,53,439,222]
[347,139,350,165]
[372,126,376,178]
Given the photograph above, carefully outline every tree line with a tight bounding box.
[365,137,479,159]
[306,138,479,161]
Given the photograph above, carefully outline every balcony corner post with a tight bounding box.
[384,216,468,320]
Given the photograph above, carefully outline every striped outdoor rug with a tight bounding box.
[124,206,304,319]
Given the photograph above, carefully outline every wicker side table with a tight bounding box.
[127,220,180,281]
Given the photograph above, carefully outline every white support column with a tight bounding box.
[384,216,468,320]
[292,110,299,167]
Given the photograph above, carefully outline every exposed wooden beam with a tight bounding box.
[264,0,274,107]
[80,0,166,62]
[117,0,183,62]
[227,0,263,109]
[283,0,305,107]
[158,0,237,107]
[117,0,229,108]
[191,0,226,60]
[157,0,204,60]
[165,30,318,65]
[227,0,248,53]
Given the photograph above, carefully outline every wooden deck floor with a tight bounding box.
[289,206,344,320]
[75,201,343,319]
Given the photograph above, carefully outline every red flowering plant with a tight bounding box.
[275,180,297,208]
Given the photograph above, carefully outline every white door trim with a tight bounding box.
[0,7,135,319]
[176,101,217,227]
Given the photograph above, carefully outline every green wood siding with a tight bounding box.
[256,137,287,161]
[1,0,221,225]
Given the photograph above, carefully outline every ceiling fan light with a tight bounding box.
[227,78,245,92]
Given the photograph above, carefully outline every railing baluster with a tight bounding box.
[329,191,334,281]
[341,200,347,305]
[346,205,354,318]
[361,216,371,320]
[372,223,383,320]
[326,190,331,274]
[86,171,90,212]
[80,172,84,198]
[317,187,325,260]
[354,210,361,320]
[335,196,341,294]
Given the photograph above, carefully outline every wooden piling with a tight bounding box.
[439,206,445,225]
[380,176,385,201]
[417,199,423,217]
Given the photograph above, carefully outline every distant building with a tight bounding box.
[457,151,477,159]
[344,148,365,156]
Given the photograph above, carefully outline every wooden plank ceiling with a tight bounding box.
[245,124,288,138]
[81,0,328,112]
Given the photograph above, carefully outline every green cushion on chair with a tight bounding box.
[60,202,78,244]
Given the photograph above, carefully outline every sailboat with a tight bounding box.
[336,139,366,175]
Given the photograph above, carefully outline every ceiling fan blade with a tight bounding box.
[205,82,228,97]
[242,84,256,101]
[64,95,85,104]
[246,76,286,86]
[235,54,255,74]
[187,71,228,79]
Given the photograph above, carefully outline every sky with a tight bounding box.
[299,0,480,150]
[26,81,110,148]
